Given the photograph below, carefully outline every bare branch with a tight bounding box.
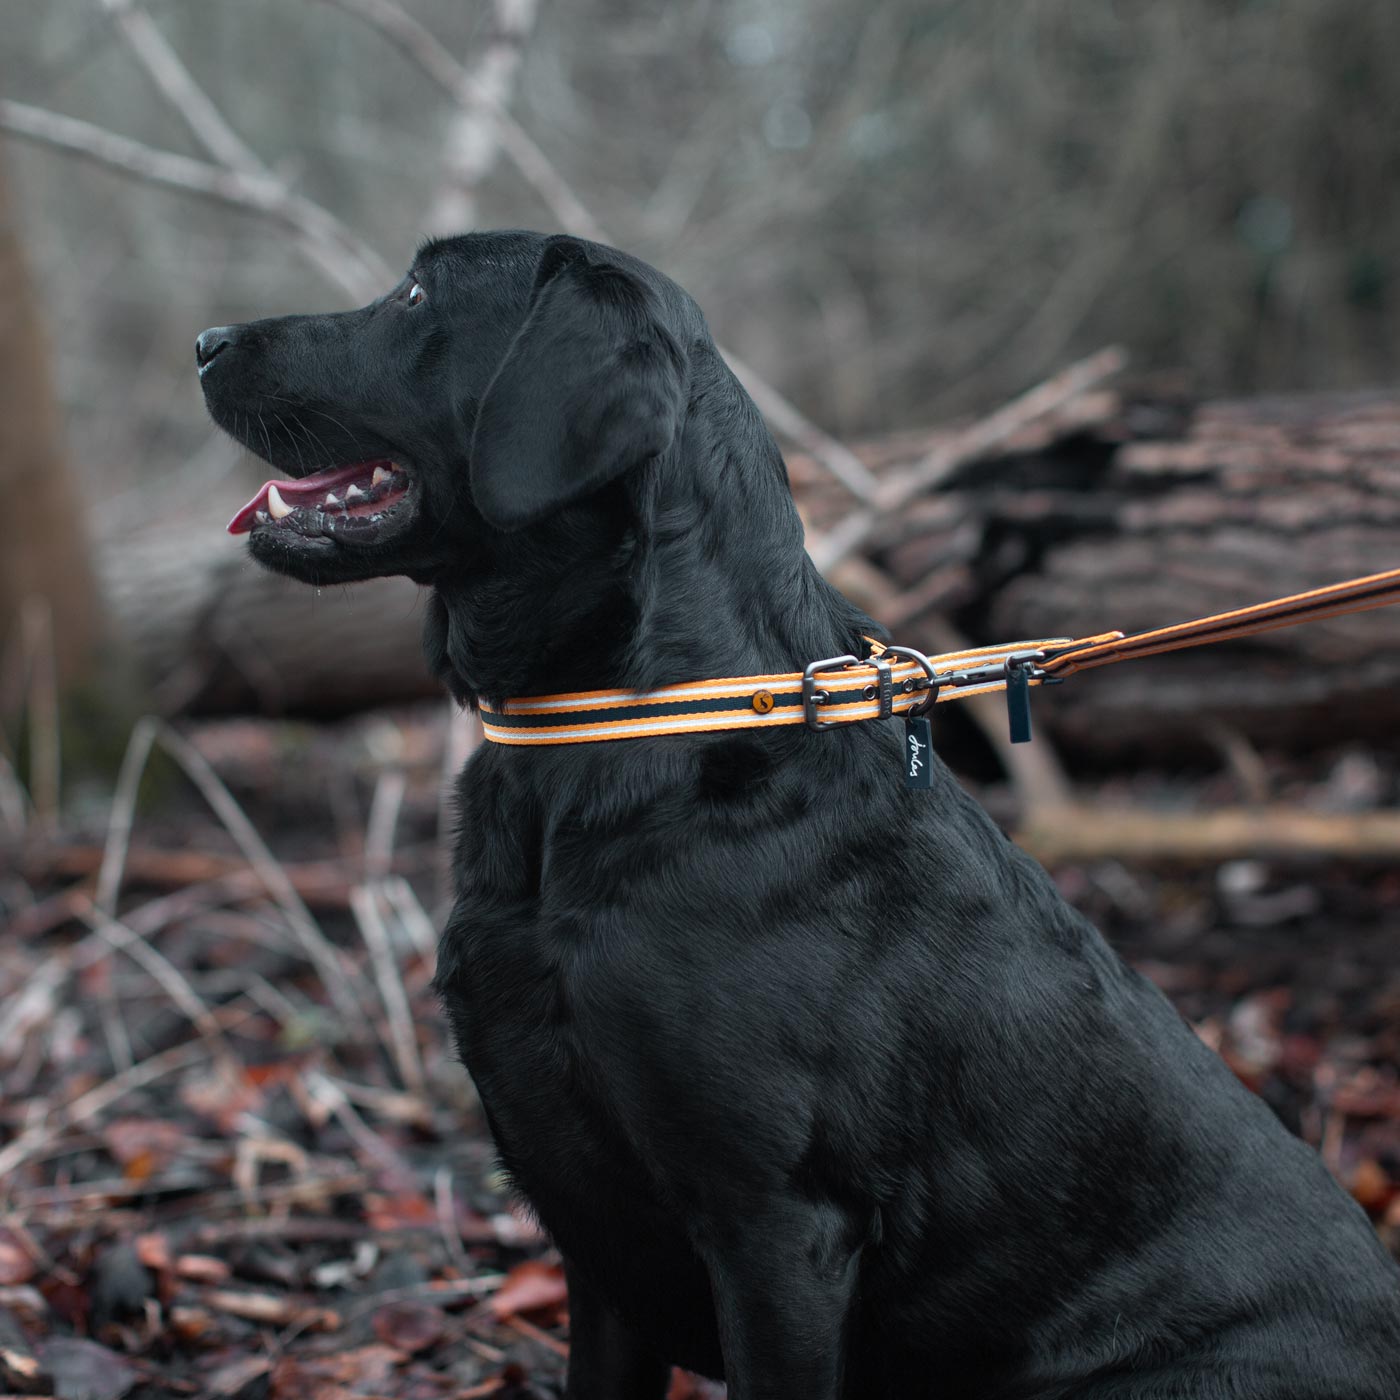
[425,0,539,235]
[307,0,879,503]
[721,348,882,501]
[308,0,605,239]
[0,99,389,299]
[101,0,263,173]
[810,346,1128,571]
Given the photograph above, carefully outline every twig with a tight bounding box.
[305,0,880,504]
[101,0,263,172]
[721,349,882,501]
[504,1313,569,1357]
[302,1070,415,1180]
[100,0,392,305]
[434,1166,474,1277]
[95,718,362,1018]
[76,900,233,1056]
[810,346,1128,571]
[0,1038,212,1189]
[424,0,539,234]
[0,99,387,299]
[19,598,59,827]
[0,750,29,836]
[349,885,426,1095]
[381,875,439,962]
[308,0,604,239]
[94,715,158,914]
[365,768,406,883]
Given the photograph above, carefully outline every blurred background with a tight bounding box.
[3,3,1400,1396]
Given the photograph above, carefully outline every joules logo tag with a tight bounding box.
[904,716,933,790]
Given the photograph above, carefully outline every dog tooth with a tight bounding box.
[345,484,366,502]
[324,492,343,509]
[371,465,389,486]
[267,484,293,520]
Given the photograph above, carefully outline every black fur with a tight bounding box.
[199,231,1400,1399]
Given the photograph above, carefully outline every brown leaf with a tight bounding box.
[1350,1157,1396,1213]
[168,1305,217,1343]
[269,1345,403,1398]
[371,1301,445,1355]
[486,1259,568,1321]
[668,1371,728,1400]
[0,1230,36,1286]
[101,1118,189,1174]
[204,1354,274,1398]
[133,1233,171,1274]
[364,1193,436,1232]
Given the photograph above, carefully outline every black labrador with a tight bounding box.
[198,231,1400,1399]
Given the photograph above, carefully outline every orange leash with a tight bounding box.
[1039,565,1400,678]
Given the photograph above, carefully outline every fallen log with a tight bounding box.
[797,386,1400,758]
[95,384,1400,758]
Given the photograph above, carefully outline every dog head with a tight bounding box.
[200,231,862,703]
[199,231,693,587]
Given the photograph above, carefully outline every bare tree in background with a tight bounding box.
[0,142,96,684]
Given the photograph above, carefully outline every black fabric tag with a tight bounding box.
[1006,665,1032,744]
[903,715,934,789]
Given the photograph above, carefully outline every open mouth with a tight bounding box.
[227,459,413,541]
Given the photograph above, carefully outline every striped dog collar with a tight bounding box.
[479,564,1400,759]
[478,637,1084,748]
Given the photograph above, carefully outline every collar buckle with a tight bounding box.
[801,654,861,730]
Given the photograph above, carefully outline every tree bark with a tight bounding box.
[798,387,1400,759]
[0,142,98,682]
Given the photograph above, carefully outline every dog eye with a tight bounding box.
[407,282,426,306]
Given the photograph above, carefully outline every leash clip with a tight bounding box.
[802,654,861,730]
[881,645,941,717]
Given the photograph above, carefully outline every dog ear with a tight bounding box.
[470,237,688,531]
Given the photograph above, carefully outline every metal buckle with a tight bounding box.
[882,645,940,717]
[801,654,860,730]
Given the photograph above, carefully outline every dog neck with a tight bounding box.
[425,356,874,709]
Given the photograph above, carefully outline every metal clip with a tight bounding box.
[881,645,941,717]
[801,654,860,730]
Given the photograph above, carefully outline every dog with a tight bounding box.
[199,231,1400,1399]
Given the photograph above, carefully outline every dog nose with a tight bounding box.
[195,326,236,369]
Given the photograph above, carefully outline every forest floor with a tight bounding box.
[2,703,1398,1400]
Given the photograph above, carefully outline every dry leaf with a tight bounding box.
[0,1230,36,1286]
[371,1301,445,1354]
[486,1259,568,1321]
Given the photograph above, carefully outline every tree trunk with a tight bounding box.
[0,142,97,681]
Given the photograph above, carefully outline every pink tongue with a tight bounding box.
[227,460,389,534]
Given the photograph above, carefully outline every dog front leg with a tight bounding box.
[698,1198,862,1400]
[563,1258,671,1400]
